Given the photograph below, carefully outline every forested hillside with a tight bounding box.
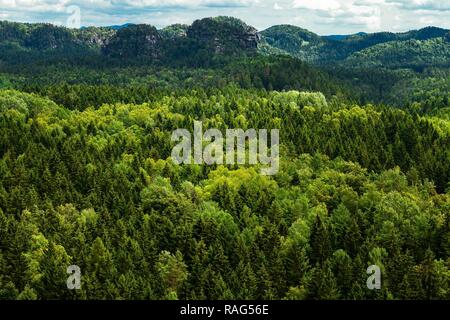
[0,16,449,300]
[1,17,448,107]
[261,24,449,64]
[261,24,450,107]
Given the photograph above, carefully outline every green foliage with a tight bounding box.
[0,88,448,300]
[0,16,449,301]
[186,16,260,54]
[261,24,449,66]
[345,38,450,69]
[160,24,188,40]
[103,24,163,59]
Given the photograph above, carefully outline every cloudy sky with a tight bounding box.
[0,0,449,34]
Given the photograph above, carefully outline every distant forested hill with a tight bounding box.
[0,17,260,61]
[260,24,449,108]
[343,37,450,69]
[261,24,449,65]
[1,18,448,67]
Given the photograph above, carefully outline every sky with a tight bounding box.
[0,0,449,35]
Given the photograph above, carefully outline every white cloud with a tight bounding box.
[386,0,450,11]
[0,0,449,33]
[292,0,383,30]
[419,16,434,24]
[0,0,70,12]
[0,0,260,10]
[98,0,260,8]
[273,2,283,10]
[292,0,341,11]
[0,0,15,7]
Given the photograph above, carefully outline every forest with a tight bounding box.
[0,16,449,300]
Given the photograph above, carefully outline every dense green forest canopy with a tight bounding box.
[0,89,449,299]
[0,16,449,300]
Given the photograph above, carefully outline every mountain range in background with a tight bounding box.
[0,16,448,68]
[0,16,449,109]
[102,23,368,41]
[323,32,368,41]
